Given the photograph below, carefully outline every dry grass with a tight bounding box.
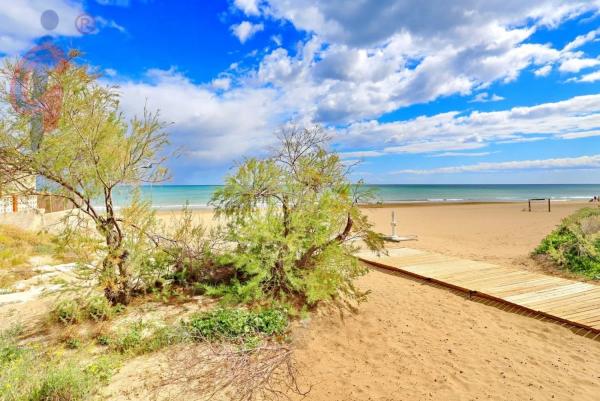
[0,224,71,289]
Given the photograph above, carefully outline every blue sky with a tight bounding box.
[3,0,600,184]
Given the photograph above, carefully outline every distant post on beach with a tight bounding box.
[528,198,551,212]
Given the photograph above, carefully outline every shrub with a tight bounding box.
[209,126,383,308]
[85,295,113,321]
[84,355,121,384]
[185,307,288,342]
[107,321,184,355]
[110,322,144,354]
[53,299,82,324]
[65,337,81,349]
[536,207,600,278]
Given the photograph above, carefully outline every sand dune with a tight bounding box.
[118,201,600,400]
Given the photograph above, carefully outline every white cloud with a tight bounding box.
[0,0,84,53]
[211,76,232,90]
[559,57,600,72]
[263,0,597,48]
[233,0,261,16]
[104,1,600,179]
[430,151,494,157]
[339,94,600,155]
[338,150,385,159]
[534,65,552,76]
[270,34,282,46]
[573,69,600,82]
[470,92,504,103]
[113,68,288,166]
[228,0,600,124]
[394,155,600,175]
[563,28,600,52]
[230,21,264,43]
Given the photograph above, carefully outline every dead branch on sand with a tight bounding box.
[155,341,310,401]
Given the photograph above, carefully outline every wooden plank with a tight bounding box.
[523,289,600,309]
[545,299,600,315]
[561,308,600,320]
[505,283,594,304]
[431,266,509,282]
[485,280,568,298]
[480,277,564,295]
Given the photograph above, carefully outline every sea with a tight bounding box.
[111,184,600,209]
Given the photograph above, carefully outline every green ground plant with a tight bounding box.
[185,307,288,342]
[53,299,82,324]
[85,295,113,321]
[0,325,119,401]
[535,207,600,278]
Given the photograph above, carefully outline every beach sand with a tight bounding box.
[362,201,593,278]
[289,266,600,401]
[157,200,590,276]
[112,201,600,400]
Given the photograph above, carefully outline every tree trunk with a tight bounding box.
[102,245,130,305]
[100,220,131,305]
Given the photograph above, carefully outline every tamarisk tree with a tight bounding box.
[211,126,384,307]
[0,58,169,304]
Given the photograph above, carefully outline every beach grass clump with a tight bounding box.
[108,320,184,355]
[53,299,83,324]
[0,224,67,268]
[0,325,118,401]
[184,307,288,342]
[536,207,600,278]
[85,295,113,321]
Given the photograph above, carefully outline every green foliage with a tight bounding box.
[85,295,113,321]
[109,321,144,354]
[65,337,81,350]
[0,58,170,305]
[536,207,600,278]
[210,126,383,307]
[108,321,183,355]
[0,324,116,401]
[52,299,82,324]
[83,355,121,384]
[28,364,92,401]
[0,325,24,366]
[185,307,288,342]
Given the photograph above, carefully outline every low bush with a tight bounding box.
[109,322,144,354]
[185,307,288,342]
[85,295,113,321]
[28,364,93,401]
[535,207,600,278]
[108,321,183,355]
[53,299,82,324]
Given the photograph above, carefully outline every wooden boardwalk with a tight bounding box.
[358,248,600,333]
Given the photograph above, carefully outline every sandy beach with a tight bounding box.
[150,201,600,400]
[157,200,591,276]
